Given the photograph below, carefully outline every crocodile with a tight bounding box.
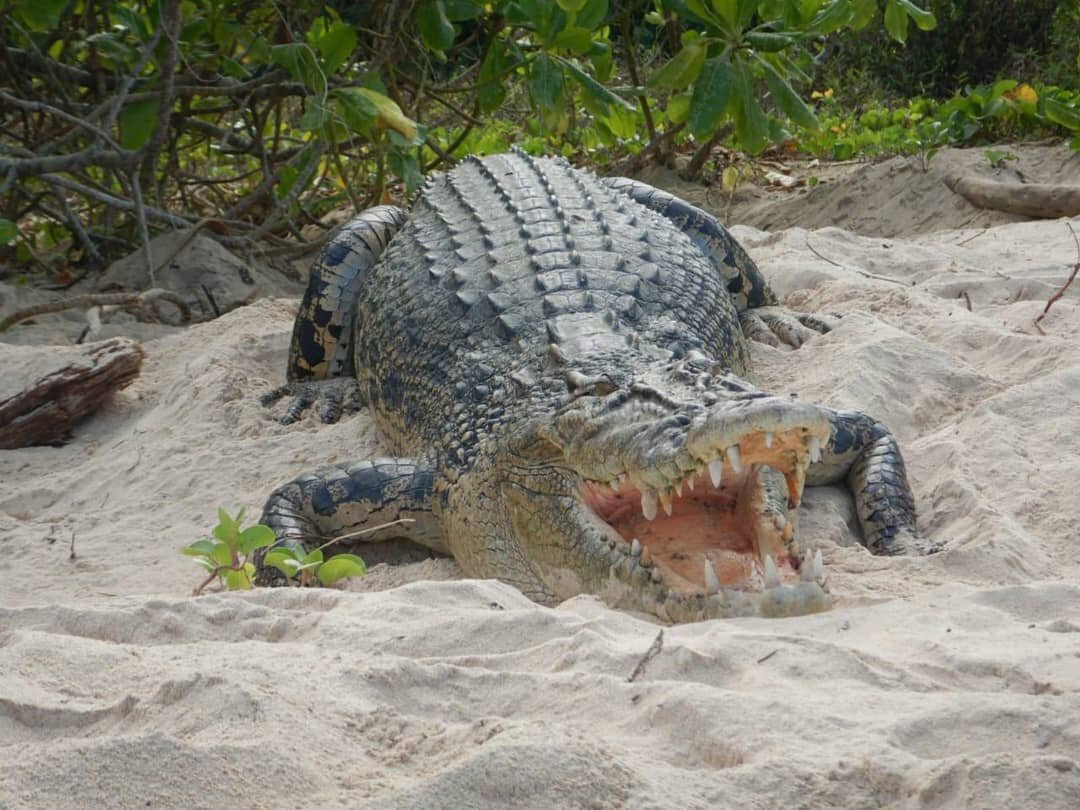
[257,149,929,621]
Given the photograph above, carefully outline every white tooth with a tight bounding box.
[673,480,683,498]
[619,473,627,485]
[610,479,619,491]
[660,492,673,517]
[686,475,695,491]
[704,559,721,594]
[809,435,822,464]
[641,489,658,521]
[727,445,743,473]
[765,432,774,449]
[763,554,781,589]
[708,459,724,488]
[813,549,825,581]
[631,538,642,556]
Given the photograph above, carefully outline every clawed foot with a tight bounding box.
[260,378,363,424]
[740,306,839,348]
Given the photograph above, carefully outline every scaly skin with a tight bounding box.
[257,150,931,621]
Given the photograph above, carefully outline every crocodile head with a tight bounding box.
[442,353,835,621]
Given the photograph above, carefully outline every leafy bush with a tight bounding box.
[183,507,277,594]
[183,507,368,593]
[812,0,1077,101]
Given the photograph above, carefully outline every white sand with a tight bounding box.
[2,150,1079,807]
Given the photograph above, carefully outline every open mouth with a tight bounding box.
[580,425,830,613]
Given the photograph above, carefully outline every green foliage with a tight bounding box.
[2,0,1075,273]
[812,1,1077,102]
[183,508,277,593]
[182,508,368,592]
[263,547,368,587]
[792,81,1080,159]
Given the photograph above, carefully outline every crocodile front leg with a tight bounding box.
[254,457,446,585]
[807,409,936,556]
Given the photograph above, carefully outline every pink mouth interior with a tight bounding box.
[583,469,795,594]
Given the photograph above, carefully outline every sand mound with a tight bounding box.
[643,140,1080,237]
[2,146,1079,807]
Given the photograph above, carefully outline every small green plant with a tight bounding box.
[263,546,368,587]
[184,507,277,594]
[984,148,1018,168]
[183,507,375,594]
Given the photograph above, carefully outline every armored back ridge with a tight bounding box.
[258,150,934,622]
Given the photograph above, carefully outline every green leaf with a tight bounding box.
[894,0,936,31]
[237,524,277,555]
[418,1,456,51]
[443,0,485,20]
[264,549,304,577]
[183,539,219,557]
[312,20,358,74]
[209,542,234,567]
[529,53,565,113]
[301,549,326,566]
[849,0,876,29]
[729,59,769,154]
[553,26,593,54]
[602,104,639,139]
[883,1,910,43]
[478,41,511,112]
[761,59,818,130]
[559,57,637,113]
[112,6,152,42]
[647,41,707,92]
[518,0,568,43]
[271,43,326,95]
[333,88,378,134]
[213,507,237,543]
[991,79,1019,97]
[575,0,609,31]
[688,58,734,138]
[807,0,855,35]
[556,0,587,11]
[666,93,692,124]
[1043,97,1080,131]
[744,32,796,52]
[317,554,368,585]
[85,32,138,67]
[0,218,19,246]
[14,0,66,30]
[356,89,419,140]
[389,149,424,195]
[710,0,738,29]
[223,563,255,590]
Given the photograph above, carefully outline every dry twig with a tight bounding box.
[1033,222,1080,334]
[627,629,665,682]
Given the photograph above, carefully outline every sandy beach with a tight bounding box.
[2,143,1079,808]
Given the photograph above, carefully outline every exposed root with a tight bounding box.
[944,173,1080,219]
[1033,221,1080,334]
[0,288,193,332]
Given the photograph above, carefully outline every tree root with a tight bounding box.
[0,289,193,332]
[944,174,1080,219]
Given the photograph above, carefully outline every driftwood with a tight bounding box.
[944,174,1080,219]
[0,337,144,449]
